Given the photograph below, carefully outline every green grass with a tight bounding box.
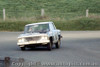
[0,0,100,31]
[0,0,100,20]
[0,17,100,31]
[55,17,100,30]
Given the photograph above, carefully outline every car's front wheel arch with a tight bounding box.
[47,37,53,51]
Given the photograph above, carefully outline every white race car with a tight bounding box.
[17,22,62,51]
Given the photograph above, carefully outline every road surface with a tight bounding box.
[0,31,100,67]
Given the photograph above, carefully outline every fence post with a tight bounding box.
[4,57,10,67]
[3,8,6,21]
[41,9,45,17]
[86,9,89,17]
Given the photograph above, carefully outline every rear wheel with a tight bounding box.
[21,47,25,51]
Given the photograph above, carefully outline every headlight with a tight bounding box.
[18,38,25,43]
[18,39,22,42]
[22,38,24,42]
[42,36,48,40]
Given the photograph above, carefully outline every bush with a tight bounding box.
[0,17,100,31]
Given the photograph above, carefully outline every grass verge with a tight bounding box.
[0,17,100,31]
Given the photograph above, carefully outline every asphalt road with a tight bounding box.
[0,31,100,67]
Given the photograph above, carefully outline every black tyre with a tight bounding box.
[30,46,35,49]
[47,42,52,51]
[55,39,61,49]
[21,47,25,51]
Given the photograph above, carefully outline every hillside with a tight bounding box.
[0,0,100,20]
[0,0,100,31]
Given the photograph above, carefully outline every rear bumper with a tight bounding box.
[17,40,50,47]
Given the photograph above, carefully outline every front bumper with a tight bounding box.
[17,40,50,47]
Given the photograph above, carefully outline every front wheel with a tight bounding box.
[55,39,61,49]
[20,47,25,51]
[47,42,52,51]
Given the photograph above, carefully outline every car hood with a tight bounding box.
[18,33,48,38]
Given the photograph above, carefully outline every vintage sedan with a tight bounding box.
[17,22,62,51]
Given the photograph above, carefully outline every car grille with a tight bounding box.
[25,36,41,42]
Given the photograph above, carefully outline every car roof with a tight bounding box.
[26,22,53,26]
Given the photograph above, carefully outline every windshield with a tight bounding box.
[24,24,50,33]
